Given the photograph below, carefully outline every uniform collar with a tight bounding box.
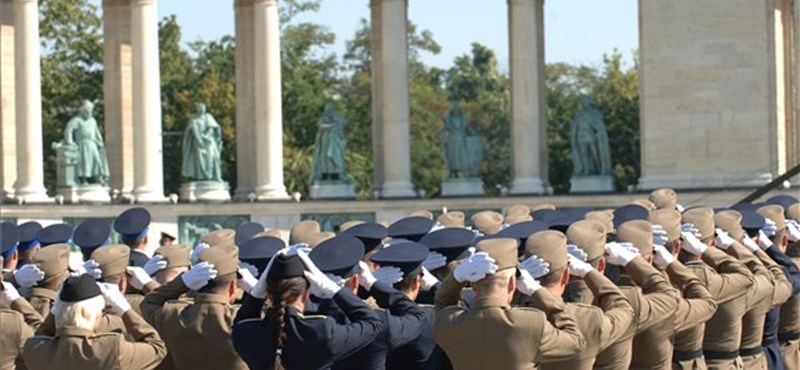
[193,293,230,305]
[56,327,95,338]
[32,287,58,301]
[470,296,511,310]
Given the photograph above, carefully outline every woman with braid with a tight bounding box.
[232,250,384,370]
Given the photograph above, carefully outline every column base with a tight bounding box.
[13,186,52,204]
[570,175,615,194]
[255,184,290,201]
[509,177,547,195]
[441,178,485,197]
[180,181,231,203]
[380,180,416,199]
[58,185,112,204]
[133,187,167,203]
[309,181,356,200]
[638,171,773,190]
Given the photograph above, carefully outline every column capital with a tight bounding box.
[131,0,155,5]
[253,0,278,4]
[10,0,38,4]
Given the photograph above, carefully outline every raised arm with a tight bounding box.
[328,289,385,361]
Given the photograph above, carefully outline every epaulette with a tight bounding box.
[297,312,327,320]
[418,303,435,309]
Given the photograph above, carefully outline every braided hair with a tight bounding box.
[266,277,309,370]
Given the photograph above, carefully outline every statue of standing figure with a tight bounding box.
[438,102,484,178]
[570,96,612,176]
[311,104,348,183]
[182,103,223,182]
[62,100,109,186]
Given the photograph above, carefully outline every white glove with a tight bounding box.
[287,243,311,256]
[568,255,593,278]
[13,264,45,288]
[82,260,102,280]
[605,242,640,266]
[422,251,448,271]
[652,225,669,246]
[741,235,760,252]
[519,255,551,279]
[126,266,153,291]
[98,282,131,315]
[787,220,800,242]
[298,250,341,299]
[239,261,259,279]
[757,230,774,250]
[653,244,676,270]
[238,264,258,293]
[516,269,543,296]
[189,242,210,265]
[372,266,404,286]
[420,267,439,290]
[763,218,778,237]
[143,254,168,276]
[566,244,588,262]
[453,252,498,283]
[0,282,21,304]
[181,262,218,291]
[250,250,285,299]
[357,261,378,291]
[714,228,736,250]
[676,204,686,213]
[681,223,702,239]
[68,257,87,276]
[680,231,708,255]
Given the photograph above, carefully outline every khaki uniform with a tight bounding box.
[594,257,680,370]
[564,278,594,305]
[1,298,43,370]
[28,287,57,318]
[725,242,780,370]
[693,248,754,370]
[23,310,166,370]
[125,281,160,316]
[661,261,718,370]
[538,270,634,370]
[434,275,586,370]
[779,255,800,370]
[140,277,248,370]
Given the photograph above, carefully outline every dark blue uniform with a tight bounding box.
[231,289,383,370]
[764,246,800,370]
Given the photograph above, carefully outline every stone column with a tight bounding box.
[13,0,49,203]
[233,0,257,200]
[508,0,548,195]
[371,0,415,198]
[252,0,288,200]
[0,0,17,200]
[130,0,165,202]
[102,0,135,199]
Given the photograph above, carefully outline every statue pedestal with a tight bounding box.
[58,185,111,204]
[570,175,615,193]
[441,178,485,197]
[180,181,231,203]
[309,181,356,200]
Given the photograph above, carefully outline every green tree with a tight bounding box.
[38,0,103,192]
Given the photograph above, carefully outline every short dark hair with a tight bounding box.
[538,267,566,287]
[199,273,237,295]
[393,272,420,293]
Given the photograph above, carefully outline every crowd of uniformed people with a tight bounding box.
[2,188,800,370]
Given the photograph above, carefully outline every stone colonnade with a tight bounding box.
[0,0,549,203]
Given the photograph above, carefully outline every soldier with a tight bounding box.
[23,274,167,370]
[234,222,265,247]
[1,222,19,274]
[289,219,322,245]
[416,227,476,304]
[231,250,385,370]
[141,243,248,370]
[24,244,72,317]
[594,219,681,370]
[73,218,112,260]
[388,216,436,242]
[114,207,152,267]
[682,207,755,370]
[0,255,43,370]
[522,228,634,369]
[239,236,285,278]
[470,211,504,235]
[650,187,683,212]
[16,221,42,267]
[649,209,718,369]
[437,211,466,228]
[434,238,586,369]
[780,203,800,370]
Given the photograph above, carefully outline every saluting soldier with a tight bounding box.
[73,218,112,260]
[1,223,20,277]
[780,203,800,370]
[141,242,248,370]
[434,238,586,369]
[25,244,72,317]
[649,209,718,370]
[232,250,385,370]
[114,207,152,268]
[0,255,43,370]
[681,207,756,370]
[565,211,614,304]
[35,223,73,248]
[523,228,634,369]
[16,221,43,267]
[23,274,167,370]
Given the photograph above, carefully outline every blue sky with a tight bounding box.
[90,0,638,69]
